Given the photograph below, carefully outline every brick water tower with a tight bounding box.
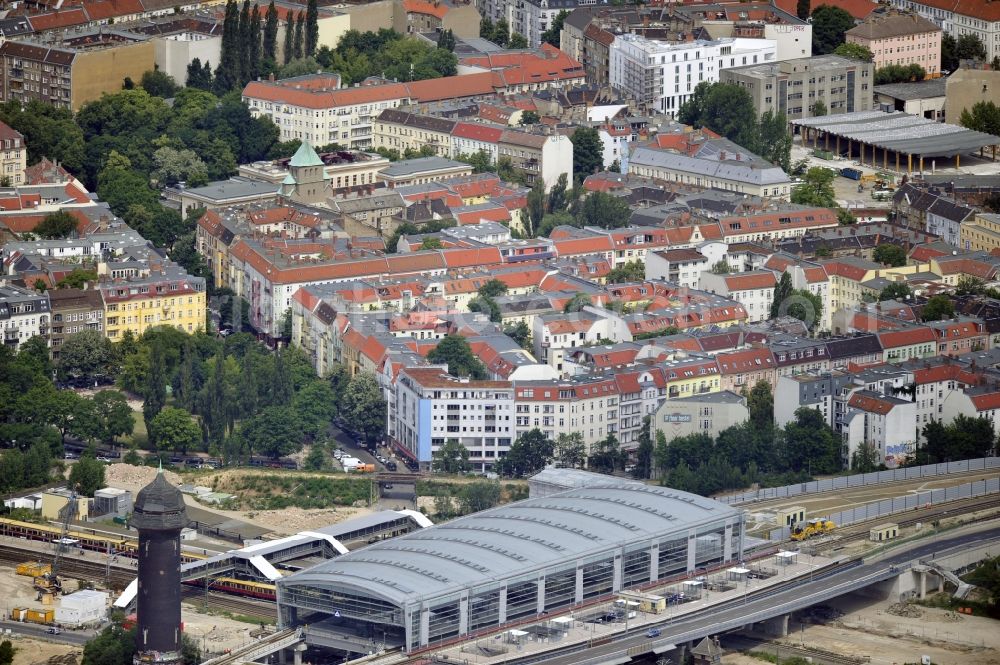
[130,469,188,665]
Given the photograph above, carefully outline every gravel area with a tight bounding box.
[103,464,182,495]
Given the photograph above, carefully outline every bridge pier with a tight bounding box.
[760,614,789,638]
[293,643,307,665]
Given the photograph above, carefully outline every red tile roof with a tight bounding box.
[716,348,775,373]
[970,391,1000,411]
[723,271,776,291]
[847,392,898,415]
[773,0,878,19]
[27,8,88,30]
[451,122,505,143]
[402,0,449,19]
[553,236,614,256]
[877,327,936,348]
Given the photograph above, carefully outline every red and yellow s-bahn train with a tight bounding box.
[0,517,278,600]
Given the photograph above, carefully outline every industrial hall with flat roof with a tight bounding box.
[275,472,744,653]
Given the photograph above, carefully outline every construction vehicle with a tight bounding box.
[16,562,51,577]
[35,491,77,600]
[791,518,836,541]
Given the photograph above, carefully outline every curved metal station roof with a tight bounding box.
[279,484,739,605]
[791,110,1000,158]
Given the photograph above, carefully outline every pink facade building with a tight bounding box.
[846,12,942,75]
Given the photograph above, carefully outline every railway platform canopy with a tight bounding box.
[277,478,745,653]
[791,110,1000,173]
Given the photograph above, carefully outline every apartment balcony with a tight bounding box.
[668,388,680,398]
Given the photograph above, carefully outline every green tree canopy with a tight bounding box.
[920,414,995,463]
[149,406,202,454]
[873,243,907,267]
[606,260,645,284]
[960,100,1000,137]
[554,432,586,469]
[879,281,912,302]
[433,439,471,474]
[458,481,501,514]
[69,454,106,497]
[59,329,116,379]
[239,405,301,458]
[496,429,553,477]
[427,335,487,379]
[791,167,837,207]
[570,126,604,179]
[812,5,855,54]
[833,42,873,61]
[91,390,135,446]
[340,373,387,446]
[921,295,955,322]
[56,269,99,289]
[140,69,180,98]
[34,211,79,238]
[576,191,631,229]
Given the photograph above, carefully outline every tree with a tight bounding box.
[69,455,106,497]
[833,42,873,62]
[92,390,134,447]
[504,321,532,352]
[811,5,855,55]
[293,11,305,60]
[756,109,792,172]
[563,292,592,313]
[526,178,545,236]
[956,33,987,64]
[796,0,809,19]
[541,9,569,47]
[711,260,731,274]
[960,100,1000,137]
[216,0,242,92]
[576,191,631,229]
[851,442,880,472]
[34,211,78,238]
[140,69,179,98]
[340,373,386,446]
[634,416,653,479]
[142,341,166,430]
[81,625,135,665]
[427,335,487,379]
[248,3,262,83]
[678,82,758,151]
[879,281,912,302]
[554,432,586,469]
[745,380,773,432]
[606,260,645,283]
[519,110,540,125]
[496,429,553,477]
[438,29,456,52]
[770,272,794,319]
[303,442,328,471]
[433,439,471,474]
[920,414,995,463]
[58,268,98,289]
[151,146,209,188]
[458,481,501,514]
[571,127,604,179]
[810,100,828,117]
[781,407,842,474]
[149,407,201,454]
[548,173,569,213]
[588,433,623,473]
[787,289,823,331]
[292,380,336,439]
[263,1,279,62]
[186,58,213,91]
[508,33,528,49]
[921,295,955,322]
[875,63,926,85]
[0,640,14,665]
[239,405,300,458]
[59,330,116,379]
[282,15,294,65]
[873,243,907,267]
[791,166,837,208]
[305,0,319,56]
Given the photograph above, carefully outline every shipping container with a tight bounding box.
[16,562,51,577]
[11,607,54,624]
[840,167,863,180]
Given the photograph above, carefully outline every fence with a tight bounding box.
[718,457,1000,506]
[768,476,1000,540]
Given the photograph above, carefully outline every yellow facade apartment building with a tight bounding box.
[960,213,1000,253]
[99,268,206,340]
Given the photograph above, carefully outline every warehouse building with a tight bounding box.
[277,483,744,652]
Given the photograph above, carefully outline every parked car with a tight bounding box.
[386,461,398,471]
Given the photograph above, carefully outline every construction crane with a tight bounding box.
[35,491,77,600]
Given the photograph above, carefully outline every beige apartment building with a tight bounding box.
[960,213,1000,252]
[721,55,874,120]
[0,121,25,186]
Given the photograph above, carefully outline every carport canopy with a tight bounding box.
[792,110,1000,159]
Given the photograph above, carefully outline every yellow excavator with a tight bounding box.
[791,518,835,542]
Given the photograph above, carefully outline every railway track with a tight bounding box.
[809,493,1000,552]
[0,541,277,622]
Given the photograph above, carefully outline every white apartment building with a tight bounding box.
[393,367,517,472]
[514,376,620,453]
[610,34,777,115]
[0,282,50,351]
[533,307,633,373]
[890,0,1000,61]
[698,270,776,323]
[842,390,917,468]
[243,78,409,150]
